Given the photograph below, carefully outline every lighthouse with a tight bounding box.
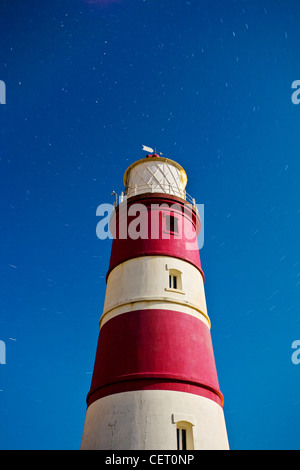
[80,151,229,450]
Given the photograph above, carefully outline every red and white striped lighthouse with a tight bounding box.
[80,152,229,450]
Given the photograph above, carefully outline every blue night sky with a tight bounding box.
[1,0,300,450]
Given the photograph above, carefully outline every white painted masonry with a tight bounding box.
[80,390,229,450]
[100,255,209,328]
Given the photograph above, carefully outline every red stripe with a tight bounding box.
[107,194,204,281]
[87,379,223,407]
[87,309,223,407]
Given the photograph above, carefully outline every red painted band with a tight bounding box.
[87,309,223,408]
[107,194,204,281]
[87,379,223,407]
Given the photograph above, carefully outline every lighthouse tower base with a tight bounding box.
[80,390,229,450]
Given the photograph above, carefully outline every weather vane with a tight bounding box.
[142,145,163,156]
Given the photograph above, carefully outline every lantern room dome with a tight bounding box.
[123,156,188,200]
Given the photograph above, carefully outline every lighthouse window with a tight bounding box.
[165,214,178,234]
[174,421,194,450]
[177,428,187,451]
[169,274,177,289]
[166,268,184,293]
